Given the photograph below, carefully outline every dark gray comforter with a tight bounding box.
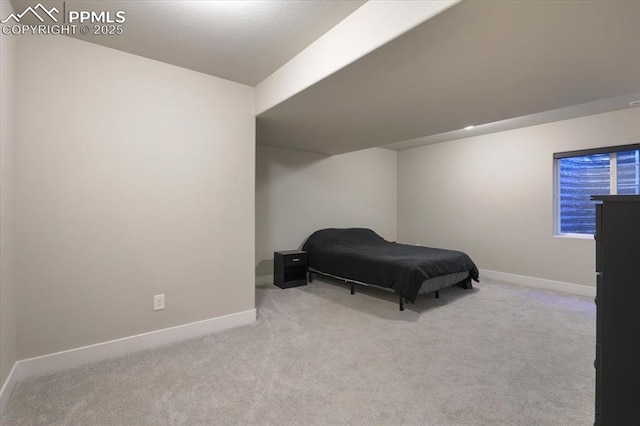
[302,228,479,302]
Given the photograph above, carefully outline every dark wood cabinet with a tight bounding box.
[274,250,307,289]
[592,195,640,426]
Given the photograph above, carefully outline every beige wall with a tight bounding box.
[15,35,255,359]
[256,146,397,278]
[0,0,18,387]
[398,108,640,287]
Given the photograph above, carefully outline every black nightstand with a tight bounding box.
[274,250,307,289]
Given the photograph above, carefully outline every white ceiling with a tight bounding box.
[257,0,640,154]
[9,0,640,154]
[10,0,366,86]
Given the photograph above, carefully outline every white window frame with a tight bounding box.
[553,145,639,238]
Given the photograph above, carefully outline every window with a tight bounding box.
[617,150,640,195]
[554,144,640,236]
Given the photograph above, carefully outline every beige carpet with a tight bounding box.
[1,277,595,425]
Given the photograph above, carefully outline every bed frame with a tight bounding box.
[307,267,473,311]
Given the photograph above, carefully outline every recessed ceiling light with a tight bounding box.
[464,125,475,130]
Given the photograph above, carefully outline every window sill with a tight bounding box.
[554,233,594,240]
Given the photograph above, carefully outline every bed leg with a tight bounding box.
[350,282,355,295]
[399,296,405,311]
[308,270,313,283]
[435,290,439,299]
[457,277,473,290]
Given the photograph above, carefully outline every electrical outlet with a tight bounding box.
[154,294,165,311]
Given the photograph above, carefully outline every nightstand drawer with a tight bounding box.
[284,253,307,266]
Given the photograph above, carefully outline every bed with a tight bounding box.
[302,228,479,311]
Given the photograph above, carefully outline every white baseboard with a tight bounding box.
[256,274,274,286]
[0,361,22,416]
[258,270,596,297]
[0,308,256,413]
[2,270,591,413]
[480,269,596,297]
